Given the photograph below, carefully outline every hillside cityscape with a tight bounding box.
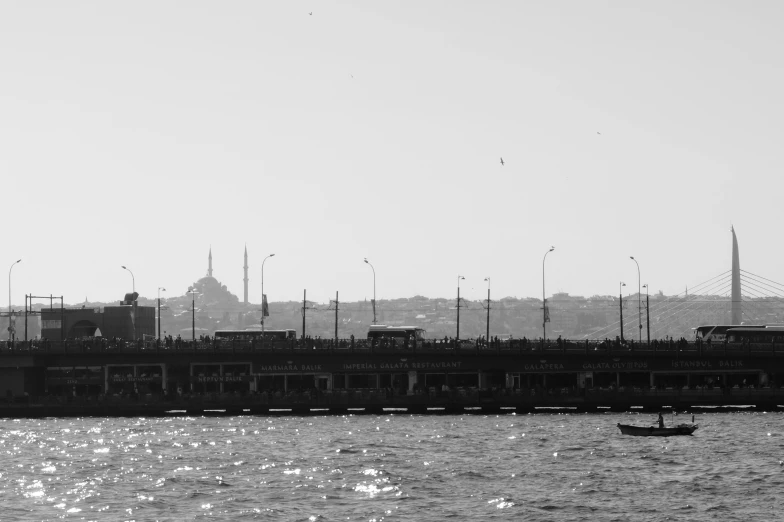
[11,280,784,342]
[8,245,784,341]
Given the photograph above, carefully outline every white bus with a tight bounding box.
[693,325,766,342]
[367,325,426,341]
[214,329,297,342]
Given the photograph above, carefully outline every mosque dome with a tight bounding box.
[189,249,241,309]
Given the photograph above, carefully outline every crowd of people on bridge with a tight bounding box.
[1,332,781,353]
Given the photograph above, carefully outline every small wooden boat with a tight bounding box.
[617,423,698,437]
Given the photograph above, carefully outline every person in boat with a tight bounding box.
[657,412,664,429]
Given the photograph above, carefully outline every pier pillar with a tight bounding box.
[407,371,417,394]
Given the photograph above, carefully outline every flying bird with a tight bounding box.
[309,12,312,15]
[597,132,601,135]
[500,157,504,166]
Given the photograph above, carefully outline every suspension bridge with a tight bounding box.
[586,228,784,341]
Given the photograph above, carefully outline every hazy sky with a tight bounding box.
[3,1,783,307]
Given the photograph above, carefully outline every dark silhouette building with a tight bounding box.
[41,295,154,340]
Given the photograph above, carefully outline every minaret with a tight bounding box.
[208,247,213,278]
[243,245,249,304]
[731,226,742,324]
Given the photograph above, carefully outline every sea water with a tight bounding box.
[0,412,781,521]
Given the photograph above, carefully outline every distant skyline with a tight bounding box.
[3,1,784,307]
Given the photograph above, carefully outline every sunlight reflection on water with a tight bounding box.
[0,412,782,520]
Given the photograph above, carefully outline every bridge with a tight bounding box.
[1,335,784,417]
[587,227,784,341]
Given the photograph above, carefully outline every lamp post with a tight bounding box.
[157,287,166,341]
[187,288,199,341]
[642,283,650,345]
[364,258,376,324]
[542,246,554,342]
[619,282,626,342]
[8,259,21,341]
[630,256,641,343]
[484,277,490,343]
[456,275,465,341]
[121,265,136,340]
[121,265,135,294]
[261,254,275,334]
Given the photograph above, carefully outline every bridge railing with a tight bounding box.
[0,338,782,357]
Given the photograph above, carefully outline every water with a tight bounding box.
[0,412,782,521]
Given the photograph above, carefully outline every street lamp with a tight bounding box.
[619,281,626,342]
[630,256,642,343]
[157,287,166,341]
[261,254,275,334]
[364,258,376,324]
[642,283,650,345]
[8,259,21,341]
[456,275,465,341]
[187,287,200,341]
[542,246,554,341]
[121,265,136,340]
[121,265,135,294]
[484,277,490,343]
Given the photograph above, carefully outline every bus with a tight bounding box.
[725,326,784,343]
[693,325,766,342]
[367,325,426,342]
[213,329,297,342]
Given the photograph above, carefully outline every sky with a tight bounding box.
[2,1,784,308]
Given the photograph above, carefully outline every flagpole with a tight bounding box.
[542,247,554,343]
[261,254,275,335]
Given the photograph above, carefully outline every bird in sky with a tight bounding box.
[500,157,505,166]
[309,12,312,15]
[597,131,601,135]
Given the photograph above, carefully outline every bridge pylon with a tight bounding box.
[731,226,742,324]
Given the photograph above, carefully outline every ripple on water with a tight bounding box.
[1,413,783,520]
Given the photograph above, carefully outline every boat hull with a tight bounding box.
[617,423,698,437]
